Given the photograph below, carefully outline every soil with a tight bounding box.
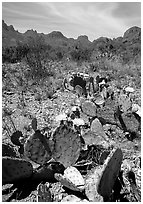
[2,63,141,202]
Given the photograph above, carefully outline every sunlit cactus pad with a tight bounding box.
[24,130,52,165]
[81,100,97,117]
[82,130,110,149]
[54,166,85,192]
[52,124,81,168]
[97,148,123,199]
[117,93,132,113]
[61,195,82,202]
[2,156,33,185]
[75,85,84,97]
[90,118,109,141]
[93,93,105,105]
[85,166,104,202]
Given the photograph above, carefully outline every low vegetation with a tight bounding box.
[2,21,141,202]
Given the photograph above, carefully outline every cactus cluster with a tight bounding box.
[2,83,140,202]
[84,148,123,201]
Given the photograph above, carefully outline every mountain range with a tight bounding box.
[2,20,141,63]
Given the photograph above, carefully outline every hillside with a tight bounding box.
[2,19,141,202]
[2,20,141,64]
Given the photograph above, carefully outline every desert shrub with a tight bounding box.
[89,57,140,89]
[2,46,19,63]
[24,36,47,79]
[70,47,92,62]
[2,44,29,63]
[24,36,56,82]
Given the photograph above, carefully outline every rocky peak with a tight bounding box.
[123,26,141,43]
[2,20,14,31]
[47,31,66,39]
[123,26,141,38]
[77,35,89,41]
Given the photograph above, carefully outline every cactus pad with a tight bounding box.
[32,162,65,182]
[2,143,18,157]
[61,195,81,202]
[31,118,37,131]
[97,148,123,199]
[24,130,52,165]
[82,130,110,149]
[81,100,97,117]
[117,93,132,113]
[52,124,81,168]
[11,131,23,146]
[75,85,84,97]
[93,93,105,105]
[54,166,85,192]
[85,166,103,202]
[99,150,110,165]
[90,118,109,142]
[2,156,33,185]
[101,87,107,99]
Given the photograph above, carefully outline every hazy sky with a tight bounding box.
[2,2,141,41]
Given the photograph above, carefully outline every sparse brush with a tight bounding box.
[3,107,17,132]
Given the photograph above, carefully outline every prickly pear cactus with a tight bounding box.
[82,130,110,149]
[93,93,105,106]
[99,150,110,165]
[81,100,97,117]
[11,131,23,146]
[90,118,109,142]
[31,118,37,132]
[61,195,81,202]
[2,143,18,157]
[37,183,52,202]
[117,93,132,113]
[97,148,123,200]
[24,130,52,165]
[85,166,104,202]
[32,162,65,182]
[2,156,33,185]
[52,123,81,168]
[101,87,107,99]
[75,85,84,97]
[54,166,85,192]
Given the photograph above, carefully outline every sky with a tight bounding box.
[2,1,141,42]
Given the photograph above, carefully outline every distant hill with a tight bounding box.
[2,20,141,64]
[2,20,23,47]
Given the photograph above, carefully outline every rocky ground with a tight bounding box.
[2,62,141,202]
